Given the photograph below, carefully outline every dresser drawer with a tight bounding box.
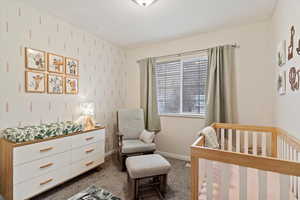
[71,154,104,177]
[13,166,71,200]
[14,151,71,184]
[72,129,105,148]
[13,136,72,166]
[71,141,104,163]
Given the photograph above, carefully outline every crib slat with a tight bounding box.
[220,162,230,200]
[239,166,247,200]
[206,160,213,200]
[221,128,225,150]
[280,174,290,200]
[236,130,241,153]
[253,132,257,155]
[244,131,249,154]
[228,129,232,152]
[261,132,267,156]
[293,149,297,195]
[298,152,300,199]
[258,170,267,200]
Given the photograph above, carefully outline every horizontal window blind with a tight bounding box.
[182,57,208,115]
[155,51,208,116]
[155,60,181,114]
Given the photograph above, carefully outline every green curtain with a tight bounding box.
[204,45,234,126]
[138,58,161,132]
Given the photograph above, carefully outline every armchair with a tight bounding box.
[117,108,156,171]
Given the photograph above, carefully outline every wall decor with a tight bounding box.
[48,53,64,73]
[65,57,79,76]
[288,26,295,60]
[65,77,79,94]
[296,39,300,55]
[277,40,286,66]
[25,71,46,93]
[25,48,46,71]
[277,71,286,95]
[289,67,300,91]
[47,74,64,94]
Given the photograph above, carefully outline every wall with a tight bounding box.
[0,0,127,153]
[125,21,274,158]
[271,0,300,138]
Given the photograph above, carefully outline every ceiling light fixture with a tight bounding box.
[132,0,156,7]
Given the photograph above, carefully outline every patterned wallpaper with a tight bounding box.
[0,0,128,153]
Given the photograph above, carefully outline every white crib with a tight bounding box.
[191,123,300,200]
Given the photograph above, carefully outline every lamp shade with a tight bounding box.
[80,102,95,116]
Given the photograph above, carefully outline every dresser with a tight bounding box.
[0,127,105,200]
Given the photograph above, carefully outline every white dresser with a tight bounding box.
[0,127,105,200]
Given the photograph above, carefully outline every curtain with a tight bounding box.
[138,58,161,132]
[204,45,234,126]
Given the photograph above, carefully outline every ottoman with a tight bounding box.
[126,154,171,200]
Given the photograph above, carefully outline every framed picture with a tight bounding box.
[25,71,46,93]
[277,71,286,95]
[65,57,79,76]
[277,41,286,67]
[48,53,64,73]
[65,77,79,94]
[25,48,46,71]
[47,74,64,94]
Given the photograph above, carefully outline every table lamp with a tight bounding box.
[80,102,95,130]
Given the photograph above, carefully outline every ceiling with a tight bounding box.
[20,0,277,48]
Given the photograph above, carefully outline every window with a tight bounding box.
[155,52,208,117]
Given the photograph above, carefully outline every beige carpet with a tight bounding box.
[32,155,191,200]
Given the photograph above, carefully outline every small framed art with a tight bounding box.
[47,74,64,94]
[65,77,78,94]
[25,71,46,93]
[65,57,79,76]
[277,41,286,67]
[48,53,64,73]
[277,71,286,95]
[25,48,46,71]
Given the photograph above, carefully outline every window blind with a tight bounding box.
[155,51,208,116]
[182,57,208,115]
[155,60,181,114]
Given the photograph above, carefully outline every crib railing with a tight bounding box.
[191,123,300,200]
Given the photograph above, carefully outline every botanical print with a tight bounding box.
[65,57,79,76]
[48,53,64,73]
[25,71,46,93]
[25,48,46,71]
[277,71,286,95]
[277,40,286,67]
[65,77,78,94]
[48,74,64,94]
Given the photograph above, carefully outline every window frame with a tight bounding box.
[155,54,208,118]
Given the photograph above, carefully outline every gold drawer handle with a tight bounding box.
[85,149,95,153]
[85,161,94,166]
[40,147,53,152]
[40,163,53,169]
[85,137,94,141]
[40,178,53,186]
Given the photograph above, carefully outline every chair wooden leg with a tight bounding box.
[134,179,139,200]
[161,174,167,196]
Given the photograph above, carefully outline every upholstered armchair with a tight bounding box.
[117,108,156,171]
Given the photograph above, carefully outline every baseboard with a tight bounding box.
[156,151,190,161]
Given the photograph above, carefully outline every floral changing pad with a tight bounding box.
[1,121,83,143]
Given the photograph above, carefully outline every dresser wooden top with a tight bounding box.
[1,126,105,148]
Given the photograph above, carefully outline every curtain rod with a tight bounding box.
[154,43,239,60]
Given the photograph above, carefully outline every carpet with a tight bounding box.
[68,185,121,200]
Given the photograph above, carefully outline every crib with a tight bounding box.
[191,123,300,200]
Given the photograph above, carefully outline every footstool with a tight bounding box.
[126,154,171,200]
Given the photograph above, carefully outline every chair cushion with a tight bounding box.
[126,154,171,179]
[122,139,156,154]
[118,109,145,139]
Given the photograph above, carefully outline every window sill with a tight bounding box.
[159,113,205,119]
